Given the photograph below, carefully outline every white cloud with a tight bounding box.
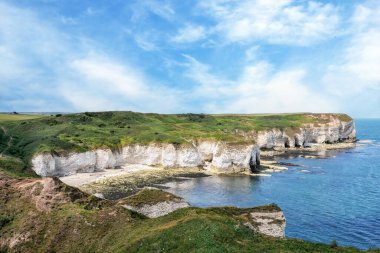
[182,55,234,97]
[171,24,207,43]
[350,1,380,32]
[134,34,158,51]
[245,45,260,62]
[84,7,102,16]
[0,2,71,111]
[60,16,77,25]
[70,56,147,97]
[323,2,380,95]
[131,0,175,22]
[320,1,380,117]
[228,65,336,113]
[199,0,341,45]
[0,2,182,113]
[64,55,183,112]
[1,0,379,117]
[183,56,336,113]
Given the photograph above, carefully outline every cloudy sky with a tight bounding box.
[0,0,379,117]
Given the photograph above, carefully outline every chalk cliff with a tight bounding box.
[32,142,260,177]
[257,116,356,149]
[31,116,355,177]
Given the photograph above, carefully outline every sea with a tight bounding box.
[165,119,380,250]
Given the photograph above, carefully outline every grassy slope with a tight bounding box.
[0,174,376,253]
[0,111,352,172]
[0,113,47,122]
[119,188,184,207]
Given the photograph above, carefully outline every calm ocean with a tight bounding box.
[166,119,380,250]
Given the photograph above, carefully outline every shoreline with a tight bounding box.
[60,141,358,200]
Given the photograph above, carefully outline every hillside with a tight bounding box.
[0,111,352,176]
[0,172,377,253]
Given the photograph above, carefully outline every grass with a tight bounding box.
[0,113,47,122]
[119,188,184,207]
[0,111,352,175]
[0,155,37,178]
[0,174,377,253]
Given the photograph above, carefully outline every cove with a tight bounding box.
[165,119,380,250]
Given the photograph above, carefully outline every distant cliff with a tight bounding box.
[29,113,356,177]
[257,114,355,148]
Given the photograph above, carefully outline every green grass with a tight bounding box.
[119,188,184,207]
[123,209,370,253]
[0,175,376,253]
[0,113,47,122]
[0,111,352,175]
[0,155,37,178]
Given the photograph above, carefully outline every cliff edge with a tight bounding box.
[0,112,355,177]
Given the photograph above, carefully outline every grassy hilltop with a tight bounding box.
[0,111,352,176]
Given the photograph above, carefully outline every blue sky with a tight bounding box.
[0,0,379,117]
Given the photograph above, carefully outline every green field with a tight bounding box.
[0,113,47,122]
[0,111,352,175]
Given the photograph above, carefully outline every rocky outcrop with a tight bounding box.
[242,205,286,238]
[257,117,355,149]
[122,201,190,218]
[249,210,286,238]
[31,116,355,177]
[119,188,190,218]
[32,142,260,177]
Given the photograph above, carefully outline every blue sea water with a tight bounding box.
[166,119,380,250]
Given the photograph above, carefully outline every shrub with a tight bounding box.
[84,112,93,117]
[330,240,338,248]
[0,215,12,230]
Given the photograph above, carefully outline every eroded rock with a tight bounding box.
[119,188,190,218]
[31,116,356,177]
[240,204,286,238]
[250,210,286,238]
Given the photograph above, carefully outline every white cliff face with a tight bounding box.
[31,118,356,177]
[257,119,356,149]
[32,142,260,177]
[210,144,259,173]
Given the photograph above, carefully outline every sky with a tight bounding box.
[0,0,379,117]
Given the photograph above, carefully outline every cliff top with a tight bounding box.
[1,171,371,252]
[118,188,185,207]
[0,111,352,174]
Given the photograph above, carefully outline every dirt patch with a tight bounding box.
[15,178,70,212]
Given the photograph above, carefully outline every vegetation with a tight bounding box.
[0,113,47,122]
[0,173,376,253]
[119,188,184,207]
[0,215,12,230]
[0,111,352,175]
[0,112,366,252]
[0,155,37,178]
